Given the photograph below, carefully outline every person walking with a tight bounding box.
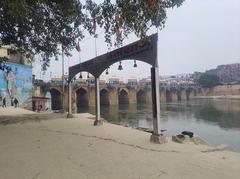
[11,97,14,107]
[13,98,18,108]
[2,97,6,108]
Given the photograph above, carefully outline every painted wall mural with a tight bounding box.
[0,62,32,108]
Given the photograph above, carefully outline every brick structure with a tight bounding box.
[196,84,240,96]
[33,79,195,112]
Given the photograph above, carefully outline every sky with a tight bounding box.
[33,0,240,82]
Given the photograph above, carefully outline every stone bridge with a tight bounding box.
[34,80,195,112]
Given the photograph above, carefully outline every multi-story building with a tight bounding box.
[216,63,240,84]
[160,74,195,89]
[192,63,240,85]
[192,72,203,84]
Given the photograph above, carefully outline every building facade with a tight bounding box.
[0,46,32,109]
[216,63,240,84]
[193,63,240,85]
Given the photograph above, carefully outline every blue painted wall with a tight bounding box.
[0,62,32,108]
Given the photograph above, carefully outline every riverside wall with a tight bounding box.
[196,85,240,96]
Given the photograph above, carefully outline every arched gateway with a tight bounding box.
[118,89,129,105]
[100,89,110,106]
[68,33,166,143]
[50,88,62,110]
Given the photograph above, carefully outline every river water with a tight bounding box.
[78,99,240,150]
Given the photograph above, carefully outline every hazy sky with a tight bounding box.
[33,0,240,81]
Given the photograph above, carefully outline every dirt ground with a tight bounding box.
[0,108,240,179]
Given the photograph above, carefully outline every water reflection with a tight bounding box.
[196,106,240,129]
[78,99,240,150]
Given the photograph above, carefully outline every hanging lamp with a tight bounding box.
[118,61,123,70]
[133,60,137,68]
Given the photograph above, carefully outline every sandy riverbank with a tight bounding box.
[0,106,35,116]
[0,109,240,179]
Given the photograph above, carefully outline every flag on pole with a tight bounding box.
[148,0,156,8]
[93,18,96,34]
[76,39,81,52]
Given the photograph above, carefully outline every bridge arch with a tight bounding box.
[49,88,62,110]
[74,86,88,93]
[76,88,89,110]
[137,89,147,104]
[49,87,62,94]
[118,89,129,105]
[100,88,110,106]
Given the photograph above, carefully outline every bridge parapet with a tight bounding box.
[37,78,197,92]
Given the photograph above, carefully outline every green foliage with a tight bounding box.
[0,0,185,69]
[198,73,220,88]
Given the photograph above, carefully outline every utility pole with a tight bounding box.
[61,45,65,112]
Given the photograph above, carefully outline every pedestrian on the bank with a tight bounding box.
[2,97,6,108]
[11,97,14,107]
[13,98,18,108]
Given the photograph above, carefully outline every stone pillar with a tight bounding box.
[181,90,187,100]
[177,91,182,101]
[67,81,73,118]
[128,89,137,104]
[160,89,166,102]
[150,67,167,144]
[172,92,178,102]
[109,89,118,106]
[94,77,103,126]
[189,91,194,99]
[146,89,152,103]
[88,87,96,106]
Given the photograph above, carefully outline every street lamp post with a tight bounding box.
[61,46,65,113]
